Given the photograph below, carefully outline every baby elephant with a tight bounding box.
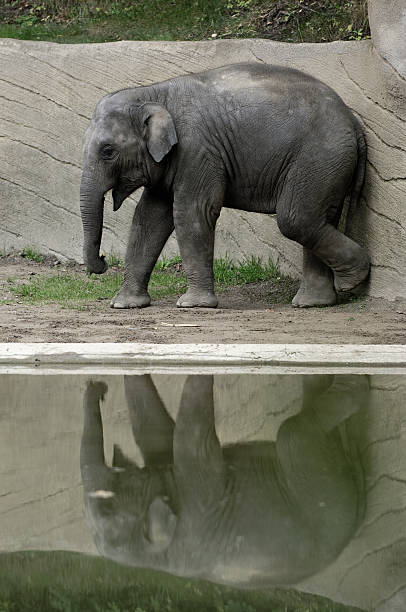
[80,62,369,309]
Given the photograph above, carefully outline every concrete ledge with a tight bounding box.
[0,343,405,374]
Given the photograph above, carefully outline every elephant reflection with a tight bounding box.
[80,374,368,587]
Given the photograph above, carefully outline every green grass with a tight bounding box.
[0,0,370,44]
[5,256,282,307]
[19,247,45,263]
[0,550,363,612]
[214,256,279,286]
[106,252,125,268]
[0,0,231,43]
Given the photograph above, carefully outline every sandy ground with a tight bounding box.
[1,257,405,344]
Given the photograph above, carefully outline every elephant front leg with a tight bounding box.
[292,249,337,307]
[111,188,174,309]
[174,192,221,308]
[124,375,175,466]
[174,375,226,504]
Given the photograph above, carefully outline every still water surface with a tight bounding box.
[0,373,405,611]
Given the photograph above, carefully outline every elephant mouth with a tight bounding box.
[112,180,144,211]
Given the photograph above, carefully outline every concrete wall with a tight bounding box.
[0,1,405,299]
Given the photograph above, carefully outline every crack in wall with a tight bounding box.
[340,58,406,124]
[360,115,406,154]
[367,159,406,182]
[337,536,406,590]
[377,583,406,610]
[1,136,81,170]
[249,48,266,64]
[237,214,300,270]
[361,434,402,456]
[23,50,109,95]
[2,117,60,141]
[1,228,22,238]
[371,42,406,84]
[363,193,406,234]
[357,505,406,535]
[0,93,55,117]
[0,486,74,516]
[0,77,91,121]
[366,473,406,494]
[0,176,80,219]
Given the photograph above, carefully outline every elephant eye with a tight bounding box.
[101,145,116,160]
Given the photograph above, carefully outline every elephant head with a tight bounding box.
[80,93,178,274]
[80,378,178,568]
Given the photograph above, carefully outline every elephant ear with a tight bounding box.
[141,103,178,163]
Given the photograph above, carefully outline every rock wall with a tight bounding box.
[0,1,405,299]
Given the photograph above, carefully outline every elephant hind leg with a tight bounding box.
[312,224,370,292]
[276,174,369,296]
[292,249,337,308]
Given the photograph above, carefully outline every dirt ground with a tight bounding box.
[1,257,405,344]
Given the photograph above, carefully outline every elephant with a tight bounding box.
[80,62,370,309]
[80,373,368,587]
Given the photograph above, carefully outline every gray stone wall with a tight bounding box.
[0,0,405,299]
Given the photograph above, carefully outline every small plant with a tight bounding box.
[154,255,182,271]
[20,247,44,263]
[213,256,280,287]
[227,0,252,9]
[106,252,124,268]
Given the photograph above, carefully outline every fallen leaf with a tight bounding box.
[160,322,200,327]
[88,490,115,499]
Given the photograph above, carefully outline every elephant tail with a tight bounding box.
[350,119,367,209]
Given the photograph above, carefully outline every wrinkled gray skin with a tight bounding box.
[80,63,369,309]
[80,374,368,587]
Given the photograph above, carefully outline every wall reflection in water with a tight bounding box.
[1,372,405,611]
[81,375,368,588]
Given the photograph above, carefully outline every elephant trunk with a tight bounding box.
[80,173,108,274]
[80,383,111,493]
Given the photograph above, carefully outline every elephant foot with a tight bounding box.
[176,289,218,308]
[85,380,108,401]
[292,282,337,308]
[334,254,370,293]
[110,288,151,309]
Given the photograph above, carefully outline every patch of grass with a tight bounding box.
[214,256,279,288]
[6,256,284,307]
[0,0,370,43]
[154,255,182,272]
[9,271,123,305]
[20,247,44,263]
[0,550,363,612]
[106,252,124,269]
[0,0,231,43]
[247,0,370,43]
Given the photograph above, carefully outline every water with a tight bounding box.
[1,372,405,611]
